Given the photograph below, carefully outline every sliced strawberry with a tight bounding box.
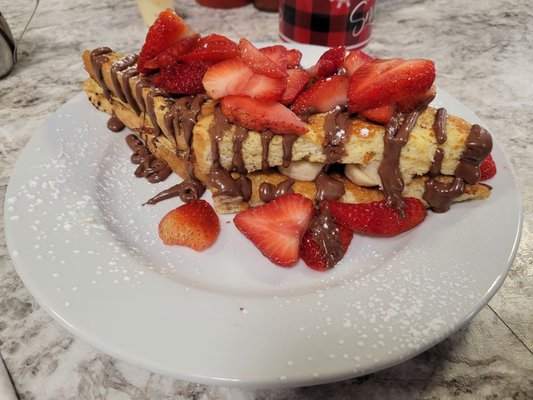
[158,199,220,251]
[143,33,200,70]
[202,58,286,100]
[280,69,311,105]
[137,9,196,73]
[286,49,303,68]
[153,61,210,94]
[479,154,497,181]
[260,45,289,71]
[359,104,396,124]
[291,75,349,115]
[347,58,436,113]
[396,84,436,112]
[233,194,314,267]
[239,38,287,79]
[326,197,427,237]
[221,95,307,135]
[300,208,353,271]
[180,34,239,63]
[343,49,374,76]
[308,46,346,77]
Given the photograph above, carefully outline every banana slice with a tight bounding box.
[278,161,325,181]
[345,161,381,187]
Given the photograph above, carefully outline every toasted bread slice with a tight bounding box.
[82,49,492,214]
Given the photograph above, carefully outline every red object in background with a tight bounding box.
[253,0,279,11]
[196,0,252,8]
[279,0,376,49]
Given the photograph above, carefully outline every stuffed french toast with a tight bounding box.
[82,9,496,270]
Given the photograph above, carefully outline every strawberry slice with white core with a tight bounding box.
[233,194,314,267]
[221,95,308,136]
[202,58,286,100]
[291,75,349,115]
[239,38,287,79]
[347,58,436,113]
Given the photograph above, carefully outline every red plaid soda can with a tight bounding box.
[279,0,376,49]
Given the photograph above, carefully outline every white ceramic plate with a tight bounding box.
[4,44,522,388]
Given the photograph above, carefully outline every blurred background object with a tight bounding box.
[279,0,375,49]
[0,0,39,79]
[253,0,279,12]
[136,0,175,25]
[196,0,252,8]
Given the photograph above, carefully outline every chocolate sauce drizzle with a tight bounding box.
[307,203,345,269]
[378,104,429,214]
[323,108,350,164]
[126,134,172,183]
[314,171,345,202]
[107,113,125,132]
[259,178,295,203]
[423,123,492,212]
[208,104,252,201]
[89,47,113,100]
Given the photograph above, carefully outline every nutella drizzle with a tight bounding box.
[378,103,428,213]
[107,113,125,132]
[433,108,447,144]
[259,178,295,203]
[125,134,172,183]
[89,47,113,100]
[110,54,138,103]
[260,130,274,172]
[314,171,345,201]
[423,123,492,212]
[281,134,298,168]
[208,104,251,201]
[121,68,141,114]
[429,148,445,176]
[307,203,345,269]
[231,125,249,173]
[323,108,350,163]
[146,88,167,136]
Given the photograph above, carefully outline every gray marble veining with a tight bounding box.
[0,0,532,399]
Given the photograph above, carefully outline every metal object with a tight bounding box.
[0,0,39,79]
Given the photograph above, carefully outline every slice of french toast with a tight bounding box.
[82,49,491,214]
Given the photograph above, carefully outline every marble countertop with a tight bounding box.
[0,0,532,398]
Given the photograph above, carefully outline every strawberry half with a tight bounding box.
[300,208,353,271]
[326,197,427,237]
[280,68,311,106]
[153,61,210,94]
[180,34,239,63]
[291,75,349,115]
[221,95,307,136]
[143,34,201,70]
[343,49,374,76]
[234,194,314,267]
[359,104,396,124]
[347,58,436,113]
[396,84,436,112]
[239,38,287,79]
[308,46,346,77]
[479,154,497,181]
[260,45,289,71]
[286,49,303,68]
[158,199,220,251]
[202,58,286,100]
[137,9,196,73]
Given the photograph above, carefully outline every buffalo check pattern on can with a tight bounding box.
[279,0,375,49]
